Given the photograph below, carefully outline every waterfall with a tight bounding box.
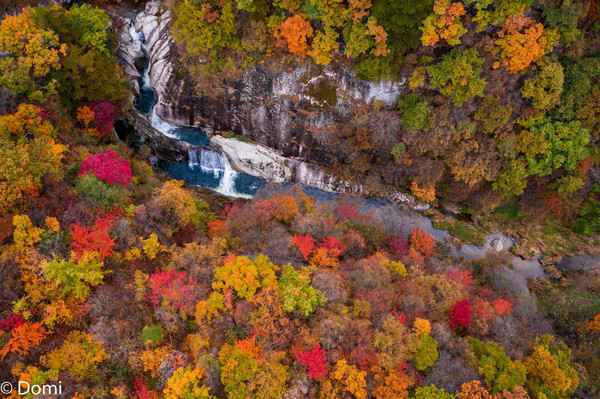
[216,154,251,199]
[131,23,261,199]
[198,149,225,176]
[187,148,199,168]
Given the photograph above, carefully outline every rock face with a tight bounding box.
[117,1,432,207]
[122,1,405,163]
[211,135,363,193]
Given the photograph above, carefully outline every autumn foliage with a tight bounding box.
[0,322,46,360]
[493,15,550,74]
[70,213,116,260]
[294,344,327,380]
[279,15,313,56]
[79,149,132,187]
[293,234,315,260]
[409,228,436,263]
[449,299,472,330]
[421,0,467,46]
[148,270,198,313]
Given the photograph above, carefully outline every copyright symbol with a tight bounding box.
[0,381,12,394]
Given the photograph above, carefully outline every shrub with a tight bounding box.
[427,48,486,105]
[75,174,128,209]
[141,324,165,346]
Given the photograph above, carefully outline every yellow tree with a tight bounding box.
[0,104,66,213]
[0,8,67,100]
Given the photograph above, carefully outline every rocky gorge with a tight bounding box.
[116,0,422,202]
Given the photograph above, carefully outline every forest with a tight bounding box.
[0,0,598,398]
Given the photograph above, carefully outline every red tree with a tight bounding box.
[90,101,119,136]
[293,234,316,261]
[148,270,197,312]
[388,234,409,257]
[133,377,158,399]
[0,313,25,331]
[70,213,116,260]
[449,299,472,330]
[294,344,328,380]
[79,149,132,187]
[320,236,346,257]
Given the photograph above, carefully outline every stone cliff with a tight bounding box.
[122,1,405,163]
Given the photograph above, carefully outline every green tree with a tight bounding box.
[219,339,288,399]
[372,0,433,55]
[278,265,325,317]
[468,338,527,393]
[427,48,486,105]
[464,0,532,31]
[474,96,512,135]
[521,59,564,111]
[516,116,589,177]
[493,159,529,197]
[414,385,455,399]
[75,174,128,210]
[398,93,429,132]
[42,253,105,301]
[412,334,439,371]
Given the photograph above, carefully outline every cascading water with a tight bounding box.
[129,22,263,198]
